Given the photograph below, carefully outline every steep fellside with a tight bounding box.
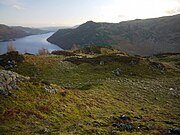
[47,14,180,56]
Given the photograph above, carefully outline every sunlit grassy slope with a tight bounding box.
[0,49,180,135]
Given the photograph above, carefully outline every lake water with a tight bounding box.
[0,32,62,55]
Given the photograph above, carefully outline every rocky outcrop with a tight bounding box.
[0,69,63,96]
[0,51,24,69]
[0,70,30,96]
[149,62,166,73]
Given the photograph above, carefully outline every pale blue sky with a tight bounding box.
[0,0,180,27]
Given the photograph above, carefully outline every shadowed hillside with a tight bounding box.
[48,14,180,56]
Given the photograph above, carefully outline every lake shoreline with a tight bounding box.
[0,32,62,55]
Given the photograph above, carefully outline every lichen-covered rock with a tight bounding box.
[0,70,30,96]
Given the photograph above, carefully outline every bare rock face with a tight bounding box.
[0,70,30,96]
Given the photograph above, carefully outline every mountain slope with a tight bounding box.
[47,14,180,56]
[0,24,48,41]
[0,24,29,41]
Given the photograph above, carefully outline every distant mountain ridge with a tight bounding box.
[47,14,180,56]
[40,26,70,32]
[0,24,48,41]
[12,26,48,35]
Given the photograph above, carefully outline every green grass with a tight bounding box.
[0,53,180,134]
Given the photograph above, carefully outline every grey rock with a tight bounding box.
[0,89,9,96]
[120,115,131,121]
[129,72,137,76]
[168,128,180,134]
[100,61,105,65]
[44,128,50,133]
[112,68,123,76]
[112,123,134,131]
[44,85,57,94]
[0,70,30,96]
[129,60,138,65]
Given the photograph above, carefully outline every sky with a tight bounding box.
[0,0,180,27]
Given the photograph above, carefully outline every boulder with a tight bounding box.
[112,68,123,76]
[100,61,105,65]
[129,60,138,65]
[0,51,24,69]
[40,81,58,94]
[44,85,58,94]
[150,62,166,72]
[119,115,131,121]
[0,70,30,96]
[129,72,137,76]
[168,128,180,134]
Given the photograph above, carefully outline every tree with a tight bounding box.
[7,42,16,52]
[38,47,49,55]
[71,44,79,51]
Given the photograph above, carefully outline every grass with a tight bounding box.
[0,52,180,134]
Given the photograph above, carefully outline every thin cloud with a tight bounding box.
[166,4,180,15]
[0,0,25,10]
[118,14,125,18]
[96,0,180,23]
[0,0,20,6]
[13,4,25,10]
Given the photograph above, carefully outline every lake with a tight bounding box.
[0,32,62,55]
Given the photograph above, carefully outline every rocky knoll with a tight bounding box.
[0,51,24,69]
[0,70,30,96]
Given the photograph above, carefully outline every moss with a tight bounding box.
[0,53,180,134]
[0,66,4,70]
